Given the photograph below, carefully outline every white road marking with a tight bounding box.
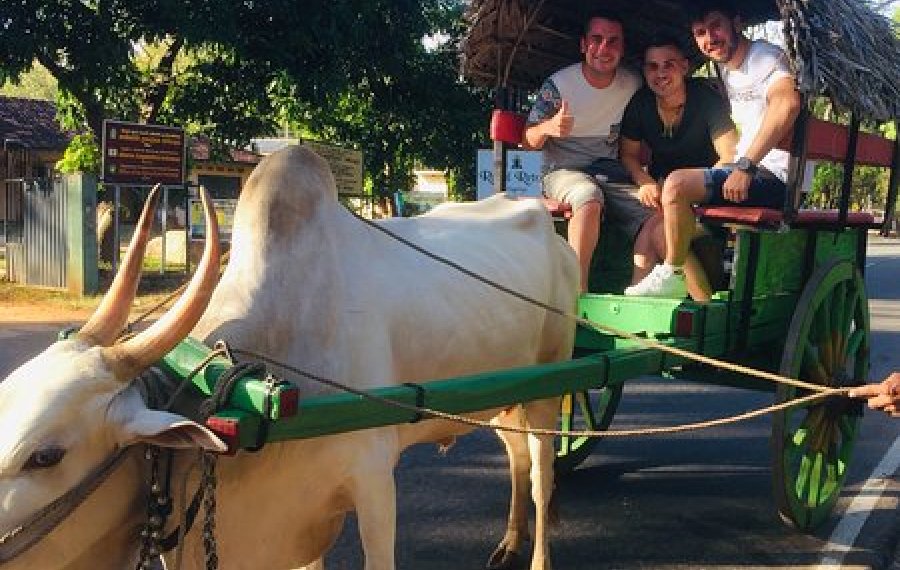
[815,435,900,568]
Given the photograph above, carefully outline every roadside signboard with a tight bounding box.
[102,120,186,185]
[301,140,363,196]
[189,198,237,242]
[476,149,543,200]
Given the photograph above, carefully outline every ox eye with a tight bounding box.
[24,446,66,470]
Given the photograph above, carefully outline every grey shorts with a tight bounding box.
[543,168,652,238]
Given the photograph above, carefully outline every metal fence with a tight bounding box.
[5,177,67,289]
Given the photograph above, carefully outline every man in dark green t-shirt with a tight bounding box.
[619,34,738,301]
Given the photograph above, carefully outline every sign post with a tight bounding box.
[102,120,186,185]
[101,120,186,274]
[476,149,543,200]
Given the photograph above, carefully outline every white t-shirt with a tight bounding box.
[721,40,793,182]
[528,63,641,171]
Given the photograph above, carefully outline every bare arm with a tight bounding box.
[721,76,800,202]
[849,372,900,417]
[522,100,573,150]
[522,122,550,150]
[621,136,661,209]
[620,137,655,187]
[743,76,801,164]
[712,127,738,167]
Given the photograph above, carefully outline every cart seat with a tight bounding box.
[695,206,875,229]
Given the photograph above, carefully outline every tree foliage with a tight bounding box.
[282,1,491,200]
[0,61,56,100]
[0,0,490,198]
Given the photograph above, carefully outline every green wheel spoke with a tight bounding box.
[832,282,847,332]
[845,328,866,363]
[790,426,809,449]
[774,260,867,531]
[840,292,860,340]
[794,453,813,502]
[805,453,824,508]
[838,416,855,438]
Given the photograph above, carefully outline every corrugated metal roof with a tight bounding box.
[0,97,72,150]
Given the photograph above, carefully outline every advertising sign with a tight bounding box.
[189,198,237,242]
[102,120,186,185]
[302,140,364,196]
[476,150,543,200]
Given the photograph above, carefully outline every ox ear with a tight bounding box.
[109,379,227,453]
[121,410,227,452]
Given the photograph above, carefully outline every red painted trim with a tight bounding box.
[777,117,894,167]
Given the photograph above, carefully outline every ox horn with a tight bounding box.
[105,187,220,381]
[78,185,162,347]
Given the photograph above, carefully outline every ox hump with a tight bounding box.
[235,145,339,240]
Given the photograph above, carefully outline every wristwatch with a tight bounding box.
[734,156,758,175]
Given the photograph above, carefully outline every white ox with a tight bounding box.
[0,146,578,570]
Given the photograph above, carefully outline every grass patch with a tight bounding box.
[0,279,99,310]
[0,271,189,316]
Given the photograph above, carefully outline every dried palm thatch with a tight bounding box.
[460,0,900,122]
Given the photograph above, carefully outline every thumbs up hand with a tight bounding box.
[546,99,574,138]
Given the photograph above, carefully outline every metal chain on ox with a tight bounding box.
[200,452,219,570]
[135,447,169,570]
[131,350,229,570]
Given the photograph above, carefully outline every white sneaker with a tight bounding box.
[624,265,687,298]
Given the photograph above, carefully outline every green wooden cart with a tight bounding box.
[140,0,898,534]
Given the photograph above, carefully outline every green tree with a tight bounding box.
[0,1,490,202]
[0,1,455,161]
[283,0,491,201]
[0,62,56,100]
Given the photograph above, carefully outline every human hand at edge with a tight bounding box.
[849,372,900,417]
[544,99,574,139]
[722,169,751,203]
[637,182,661,209]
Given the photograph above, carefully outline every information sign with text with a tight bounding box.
[102,120,186,185]
[302,140,363,196]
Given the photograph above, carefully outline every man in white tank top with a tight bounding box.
[625,2,801,299]
[523,11,646,292]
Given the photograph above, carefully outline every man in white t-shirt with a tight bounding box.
[625,2,801,298]
[522,11,646,292]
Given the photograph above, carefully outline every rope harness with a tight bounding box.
[110,207,866,569]
[126,212,859,439]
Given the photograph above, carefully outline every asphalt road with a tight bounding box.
[1,235,899,570]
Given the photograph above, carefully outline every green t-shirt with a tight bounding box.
[620,79,734,180]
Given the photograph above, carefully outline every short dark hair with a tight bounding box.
[687,1,738,25]
[582,10,625,37]
[643,33,686,57]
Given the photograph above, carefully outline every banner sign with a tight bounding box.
[476,150,543,200]
[102,120,186,185]
[189,198,236,242]
[302,140,363,196]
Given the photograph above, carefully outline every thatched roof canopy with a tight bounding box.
[460,0,900,122]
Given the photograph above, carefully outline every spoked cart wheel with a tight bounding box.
[555,383,623,474]
[772,259,869,530]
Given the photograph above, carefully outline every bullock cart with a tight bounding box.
[123,0,897,538]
